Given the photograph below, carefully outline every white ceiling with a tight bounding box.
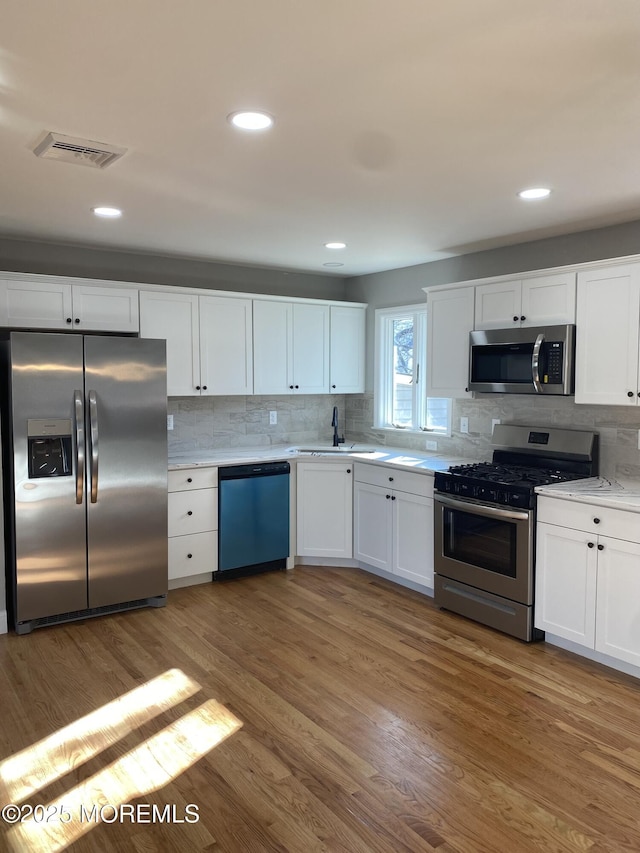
[3,0,640,277]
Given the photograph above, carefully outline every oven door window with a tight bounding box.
[443,506,517,578]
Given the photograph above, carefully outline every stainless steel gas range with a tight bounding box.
[433,424,599,641]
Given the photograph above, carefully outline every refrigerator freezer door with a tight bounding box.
[10,333,88,622]
[84,336,168,608]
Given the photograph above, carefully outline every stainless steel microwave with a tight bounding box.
[468,324,576,395]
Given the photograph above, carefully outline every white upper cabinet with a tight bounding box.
[199,295,253,395]
[329,305,365,394]
[253,299,330,394]
[139,290,200,396]
[426,285,474,398]
[140,290,253,396]
[0,278,139,332]
[575,263,640,405]
[474,273,576,330]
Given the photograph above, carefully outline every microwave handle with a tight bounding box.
[532,333,544,393]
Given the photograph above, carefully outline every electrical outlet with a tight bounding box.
[269,410,277,425]
[167,414,174,431]
[460,417,469,434]
[425,439,438,451]
[492,418,501,433]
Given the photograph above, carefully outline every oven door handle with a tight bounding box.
[435,494,531,522]
[532,333,544,393]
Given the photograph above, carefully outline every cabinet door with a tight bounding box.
[353,481,392,571]
[140,291,200,396]
[293,303,330,393]
[426,286,475,397]
[393,492,434,588]
[0,279,72,329]
[296,462,353,558]
[253,300,293,394]
[534,522,596,647]
[575,264,640,405]
[595,537,640,667]
[72,284,139,332]
[521,273,576,326]
[330,305,365,393]
[199,295,253,395]
[474,280,522,330]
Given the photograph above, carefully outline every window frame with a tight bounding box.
[374,303,451,436]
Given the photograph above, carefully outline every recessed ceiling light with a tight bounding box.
[92,206,122,218]
[227,111,274,130]
[324,242,346,249]
[518,187,551,200]
[323,262,344,268]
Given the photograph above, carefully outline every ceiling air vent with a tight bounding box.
[32,131,127,169]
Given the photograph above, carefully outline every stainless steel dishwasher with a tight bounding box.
[216,461,290,579]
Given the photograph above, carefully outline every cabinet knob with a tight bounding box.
[332,384,336,389]
[388,476,394,481]
[187,510,193,516]
[202,385,207,390]
[465,387,469,393]
[587,542,595,548]
[187,553,192,559]
[187,477,192,483]
[195,385,201,391]
[598,544,604,551]
[74,318,80,324]
[386,494,391,499]
[391,495,396,501]
[593,517,600,524]
[520,315,526,321]
[294,385,299,389]
[628,391,634,397]
[289,385,294,389]
[513,316,519,322]
[66,317,72,324]
[346,469,351,474]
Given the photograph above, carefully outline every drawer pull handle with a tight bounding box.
[187,510,193,516]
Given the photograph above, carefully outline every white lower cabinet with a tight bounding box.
[354,463,434,588]
[168,467,218,581]
[535,496,640,668]
[296,461,353,559]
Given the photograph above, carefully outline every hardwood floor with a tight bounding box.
[2,566,640,852]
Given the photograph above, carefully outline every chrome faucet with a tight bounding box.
[331,406,345,447]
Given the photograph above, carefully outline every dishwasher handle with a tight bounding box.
[219,461,290,481]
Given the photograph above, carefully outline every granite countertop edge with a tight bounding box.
[535,477,640,512]
[168,444,479,475]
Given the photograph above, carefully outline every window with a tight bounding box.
[375,304,451,435]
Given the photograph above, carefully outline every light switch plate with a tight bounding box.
[425,439,438,451]
[269,410,277,425]
[167,414,174,430]
[460,417,469,434]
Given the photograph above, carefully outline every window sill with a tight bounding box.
[372,425,452,439]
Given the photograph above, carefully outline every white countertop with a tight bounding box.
[536,477,640,512]
[168,444,479,475]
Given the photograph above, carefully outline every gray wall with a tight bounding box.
[345,218,640,391]
[0,236,348,301]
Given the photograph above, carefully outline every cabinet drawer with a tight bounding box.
[354,462,433,498]
[168,488,218,536]
[169,531,218,579]
[537,496,639,542]
[168,467,218,492]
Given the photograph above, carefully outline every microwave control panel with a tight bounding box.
[544,342,564,384]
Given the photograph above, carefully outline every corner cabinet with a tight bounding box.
[575,263,640,405]
[425,285,474,398]
[0,277,139,332]
[474,273,576,330]
[139,290,253,396]
[535,496,640,668]
[353,463,434,588]
[296,461,353,559]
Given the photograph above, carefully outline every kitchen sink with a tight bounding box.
[293,446,376,455]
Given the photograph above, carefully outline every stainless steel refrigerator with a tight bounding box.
[1,332,168,634]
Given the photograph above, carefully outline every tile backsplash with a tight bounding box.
[167,394,347,454]
[168,392,640,481]
[346,393,640,481]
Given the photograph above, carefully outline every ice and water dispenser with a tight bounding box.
[27,419,73,479]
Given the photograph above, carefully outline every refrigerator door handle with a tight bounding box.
[88,390,99,503]
[74,390,85,504]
